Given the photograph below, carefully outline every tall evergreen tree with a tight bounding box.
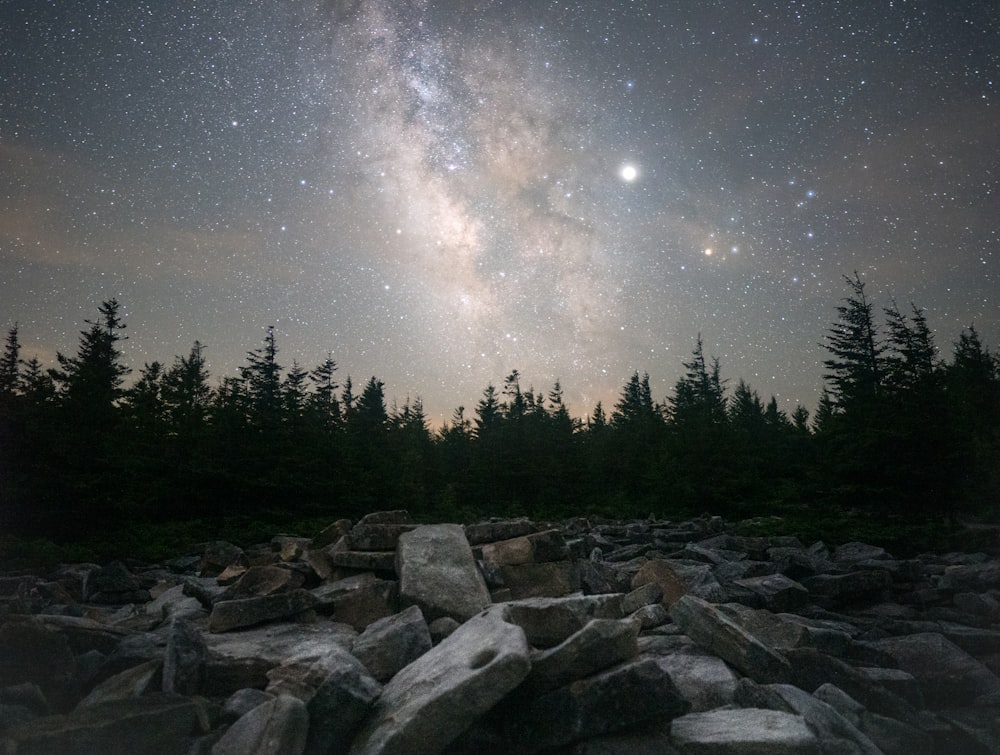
[1,324,20,396]
[822,272,884,409]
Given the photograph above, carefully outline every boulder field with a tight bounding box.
[1,511,999,753]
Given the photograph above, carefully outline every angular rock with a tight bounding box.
[212,693,309,755]
[859,710,934,755]
[479,529,570,568]
[208,589,319,633]
[219,564,305,602]
[754,682,882,755]
[669,596,792,684]
[7,695,206,755]
[0,616,79,712]
[202,620,357,696]
[198,541,248,578]
[89,561,150,604]
[349,522,417,550]
[940,561,1000,592]
[329,549,397,572]
[349,608,531,754]
[508,656,689,753]
[733,573,810,612]
[525,618,639,693]
[670,708,820,754]
[144,584,205,622]
[631,560,724,607]
[641,635,739,712]
[77,658,161,708]
[271,535,312,562]
[498,594,624,648]
[311,573,398,631]
[162,616,207,695]
[631,602,670,629]
[266,644,380,755]
[801,570,892,605]
[865,632,1000,708]
[621,582,663,614]
[356,509,413,525]
[499,561,580,599]
[219,688,274,724]
[833,542,889,565]
[396,524,492,622]
[464,517,536,546]
[351,605,433,683]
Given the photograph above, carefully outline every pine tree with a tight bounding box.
[1,324,20,396]
[822,272,884,409]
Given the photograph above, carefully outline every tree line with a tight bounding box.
[1,273,997,540]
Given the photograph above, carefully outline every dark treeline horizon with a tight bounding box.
[1,273,998,543]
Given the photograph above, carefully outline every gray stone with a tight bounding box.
[464,517,536,546]
[266,644,381,755]
[858,711,934,755]
[526,618,639,693]
[396,524,492,622]
[479,528,570,568]
[212,693,308,755]
[144,584,205,622]
[670,708,820,754]
[351,605,432,683]
[311,573,398,631]
[349,523,418,551]
[733,573,810,612]
[219,688,274,724]
[0,616,79,712]
[77,658,161,707]
[498,593,625,648]
[499,561,580,599]
[802,570,892,605]
[508,656,689,753]
[941,561,1000,592]
[833,542,889,564]
[219,565,305,601]
[428,615,460,643]
[271,535,312,562]
[764,683,881,755]
[621,582,663,614]
[631,602,670,629]
[641,635,739,712]
[349,607,531,754]
[199,541,247,578]
[866,631,1000,708]
[7,695,206,755]
[208,589,320,633]
[202,620,357,697]
[330,549,398,572]
[669,596,792,684]
[632,560,724,607]
[162,615,207,695]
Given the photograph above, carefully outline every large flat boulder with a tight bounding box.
[865,632,1000,708]
[496,594,624,648]
[670,708,820,754]
[396,524,492,622]
[507,656,689,753]
[350,605,432,683]
[211,693,308,755]
[348,607,530,754]
[208,589,320,633]
[525,618,639,693]
[266,644,381,755]
[669,596,792,684]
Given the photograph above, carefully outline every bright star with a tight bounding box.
[620,164,638,182]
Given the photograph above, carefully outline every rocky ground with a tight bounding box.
[1,511,999,754]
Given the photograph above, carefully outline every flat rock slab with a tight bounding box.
[496,593,624,648]
[6,694,206,755]
[670,708,820,754]
[866,631,1000,708]
[526,618,639,693]
[396,524,491,622]
[670,595,792,684]
[508,656,689,753]
[349,608,530,754]
[212,693,308,755]
[208,589,319,633]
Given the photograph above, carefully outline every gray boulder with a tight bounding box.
[351,605,433,683]
[349,607,531,754]
[508,656,689,753]
[669,596,792,684]
[208,589,319,633]
[7,695,206,755]
[525,618,639,693]
[266,644,381,755]
[865,632,1000,708]
[670,708,820,754]
[498,594,625,648]
[311,573,398,631]
[396,524,492,622]
[212,693,309,755]
[640,635,739,712]
[162,616,206,695]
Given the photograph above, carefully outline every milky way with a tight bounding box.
[2,1,997,421]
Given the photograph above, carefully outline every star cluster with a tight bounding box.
[2,1,997,420]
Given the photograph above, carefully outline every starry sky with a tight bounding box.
[2,1,997,423]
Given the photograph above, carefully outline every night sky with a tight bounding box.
[2,1,997,423]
